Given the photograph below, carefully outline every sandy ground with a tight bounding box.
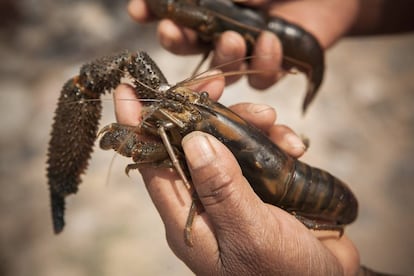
[0,1,413,275]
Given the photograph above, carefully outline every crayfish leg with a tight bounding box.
[294,214,345,237]
[157,124,192,190]
[184,200,198,247]
[184,196,205,247]
[124,158,177,176]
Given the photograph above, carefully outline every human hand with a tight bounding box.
[128,0,359,88]
[113,78,360,275]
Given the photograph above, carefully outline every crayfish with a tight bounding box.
[47,51,357,245]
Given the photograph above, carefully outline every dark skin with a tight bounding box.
[121,0,413,274]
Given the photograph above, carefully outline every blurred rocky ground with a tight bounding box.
[0,1,413,275]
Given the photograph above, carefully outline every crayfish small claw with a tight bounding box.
[97,124,114,137]
[125,163,140,176]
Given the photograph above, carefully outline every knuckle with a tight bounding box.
[195,166,237,207]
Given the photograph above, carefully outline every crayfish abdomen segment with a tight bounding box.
[284,160,358,226]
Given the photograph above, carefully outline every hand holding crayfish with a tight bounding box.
[129,0,359,111]
[114,82,360,275]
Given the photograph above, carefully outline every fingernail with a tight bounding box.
[261,31,276,48]
[285,133,306,149]
[182,132,216,169]
[217,32,243,59]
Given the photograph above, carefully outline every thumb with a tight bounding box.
[182,131,263,237]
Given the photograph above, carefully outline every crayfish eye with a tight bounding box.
[200,91,209,103]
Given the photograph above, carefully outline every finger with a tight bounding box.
[269,1,359,48]
[128,0,154,22]
[229,103,276,131]
[317,234,360,276]
[140,155,219,269]
[182,132,264,239]
[268,124,306,157]
[210,31,246,85]
[158,20,205,55]
[114,84,142,125]
[248,31,282,89]
[140,168,193,234]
